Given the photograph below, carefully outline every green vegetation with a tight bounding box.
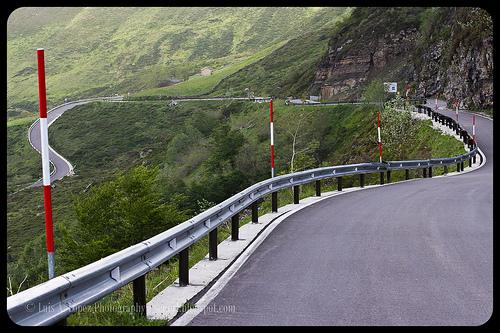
[209,9,352,98]
[7,7,349,118]
[415,7,493,70]
[7,120,41,193]
[132,42,287,98]
[362,79,386,110]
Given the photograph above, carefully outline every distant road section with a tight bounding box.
[28,96,123,188]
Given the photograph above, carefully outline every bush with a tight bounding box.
[58,166,190,272]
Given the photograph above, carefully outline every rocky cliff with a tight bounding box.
[310,7,493,110]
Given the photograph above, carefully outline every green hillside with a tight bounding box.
[7,7,349,117]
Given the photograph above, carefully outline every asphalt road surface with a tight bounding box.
[28,97,122,187]
[187,99,493,325]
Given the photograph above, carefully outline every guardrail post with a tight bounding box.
[209,228,218,260]
[428,166,433,178]
[179,247,189,286]
[386,170,391,183]
[469,158,472,168]
[461,161,464,172]
[315,180,321,196]
[423,168,427,178]
[444,165,448,175]
[293,185,300,204]
[337,177,343,191]
[379,172,384,185]
[251,202,259,223]
[457,162,461,172]
[405,169,409,180]
[272,192,278,212]
[473,154,476,164]
[231,213,240,241]
[133,275,147,317]
[359,174,365,188]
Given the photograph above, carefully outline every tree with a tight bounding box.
[204,124,245,173]
[380,102,422,160]
[58,166,190,272]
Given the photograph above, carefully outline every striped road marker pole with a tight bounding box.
[435,95,438,110]
[37,48,55,280]
[377,111,383,163]
[456,100,459,124]
[270,98,275,177]
[473,114,476,144]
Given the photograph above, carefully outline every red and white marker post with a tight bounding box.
[377,111,383,163]
[37,48,55,280]
[269,98,275,177]
[455,100,459,124]
[472,115,476,145]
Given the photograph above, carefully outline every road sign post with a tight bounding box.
[37,48,55,280]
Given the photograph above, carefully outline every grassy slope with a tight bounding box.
[132,42,287,97]
[7,7,348,117]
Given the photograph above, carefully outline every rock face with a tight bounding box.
[312,28,419,100]
[310,7,493,110]
[416,36,493,109]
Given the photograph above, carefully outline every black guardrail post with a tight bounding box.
[231,213,240,241]
[251,202,259,223]
[272,192,278,212]
[133,275,147,317]
[209,228,218,260]
[179,248,189,286]
[469,158,472,168]
[293,185,300,204]
[473,153,477,164]
[315,180,321,196]
[423,168,427,178]
[387,170,391,183]
[428,166,433,178]
[380,172,384,185]
[360,174,365,188]
[461,161,465,171]
[444,165,448,175]
[457,162,461,172]
[337,177,343,191]
[405,169,410,180]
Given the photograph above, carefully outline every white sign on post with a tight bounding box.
[384,82,397,93]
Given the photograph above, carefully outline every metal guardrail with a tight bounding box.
[288,98,427,107]
[7,103,480,326]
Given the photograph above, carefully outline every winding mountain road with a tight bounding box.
[185,99,493,325]
[27,97,123,188]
